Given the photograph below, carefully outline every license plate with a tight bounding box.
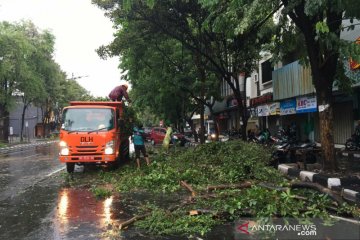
[79,156,94,161]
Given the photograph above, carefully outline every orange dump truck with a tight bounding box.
[59,101,130,173]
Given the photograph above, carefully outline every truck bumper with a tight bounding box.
[59,155,116,163]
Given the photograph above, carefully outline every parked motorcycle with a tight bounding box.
[345,134,360,151]
[270,141,318,168]
[270,141,292,166]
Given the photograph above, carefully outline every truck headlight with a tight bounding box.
[211,133,216,139]
[59,141,69,155]
[105,140,114,155]
[60,147,69,156]
[59,141,67,147]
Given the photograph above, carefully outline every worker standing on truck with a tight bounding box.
[108,84,131,103]
[132,123,150,169]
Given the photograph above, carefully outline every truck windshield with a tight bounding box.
[61,108,114,132]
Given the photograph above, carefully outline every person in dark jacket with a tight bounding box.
[108,84,131,103]
[132,124,150,169]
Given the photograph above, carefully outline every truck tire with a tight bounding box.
[66,163,75,173]
[120,139,130,162]
[112,139,130,170]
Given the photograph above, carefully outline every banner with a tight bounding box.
[280,99,296,115]
[257,104,270,117]
[296,96,317,113]
[269,102,280,115]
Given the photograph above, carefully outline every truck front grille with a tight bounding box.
[69,145,105,155]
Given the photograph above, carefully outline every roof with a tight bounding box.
[69,101,123,108]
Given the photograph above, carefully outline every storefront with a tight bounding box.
[253,95,318,142]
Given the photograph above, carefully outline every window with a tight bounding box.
[261,60,273,84]
[62,108,114,131]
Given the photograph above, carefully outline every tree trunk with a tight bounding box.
[186,118,198,142]
[199,104,205,144]
[0,104,9,143]
[241,72,249,140]
[317,89,337,171]
[20,105,27,142]
[241,113,248,141]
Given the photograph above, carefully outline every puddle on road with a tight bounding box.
[53,188,119,239]
[51,187,236,240]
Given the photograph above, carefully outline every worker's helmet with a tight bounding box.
[123,84,128,90]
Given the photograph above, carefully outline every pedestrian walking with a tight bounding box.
[132,124,150,169]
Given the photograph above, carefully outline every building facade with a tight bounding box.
[9,97,42,140]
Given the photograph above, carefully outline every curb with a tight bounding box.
[0,140,58,153]
[278,164,360,204]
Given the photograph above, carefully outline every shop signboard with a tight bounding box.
[280,99,296,115]
[296,96,317,113]
[257,104,270,117]
[269,102,280,115]
[249,108,258,117]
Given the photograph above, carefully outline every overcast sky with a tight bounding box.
[0,0,125,97]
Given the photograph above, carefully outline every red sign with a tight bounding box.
[250,93,273,107]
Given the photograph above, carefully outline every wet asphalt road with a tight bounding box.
[0,142,127,240]
[0,141,222,240]
[1,142,359,240]
[0,142,64,239]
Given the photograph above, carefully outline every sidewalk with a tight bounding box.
[0,138,59,153]
[278,162,360,204]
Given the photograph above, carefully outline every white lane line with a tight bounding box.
[22,154,41,159]
[46,167,65,177]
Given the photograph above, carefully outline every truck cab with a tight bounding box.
[58,101,129,173]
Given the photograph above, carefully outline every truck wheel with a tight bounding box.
[120,140,130,162]
[66,163,75,173]
[112,140,130,170]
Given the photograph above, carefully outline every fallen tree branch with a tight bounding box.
[119,199,193,230]
[207,181,252,192]
[189,209,218,216]
[119,213,151,230]
[290,182,343,205]
[258,182,288,191]
[180,180,196,197]
[259,182,343,205]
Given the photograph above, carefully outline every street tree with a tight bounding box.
[93,0,278,140]
[95,10,221,142]
[277,0,360,171]
[16,22,52,141]
[0,21,40,142]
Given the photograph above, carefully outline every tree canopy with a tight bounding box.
[0,20,90,142]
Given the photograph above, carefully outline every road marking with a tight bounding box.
[22,153,41,159]
[46,167,65,177]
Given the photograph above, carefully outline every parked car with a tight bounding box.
[183,128,193,138]
[143,127,152,142]
[149,127,188,146]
